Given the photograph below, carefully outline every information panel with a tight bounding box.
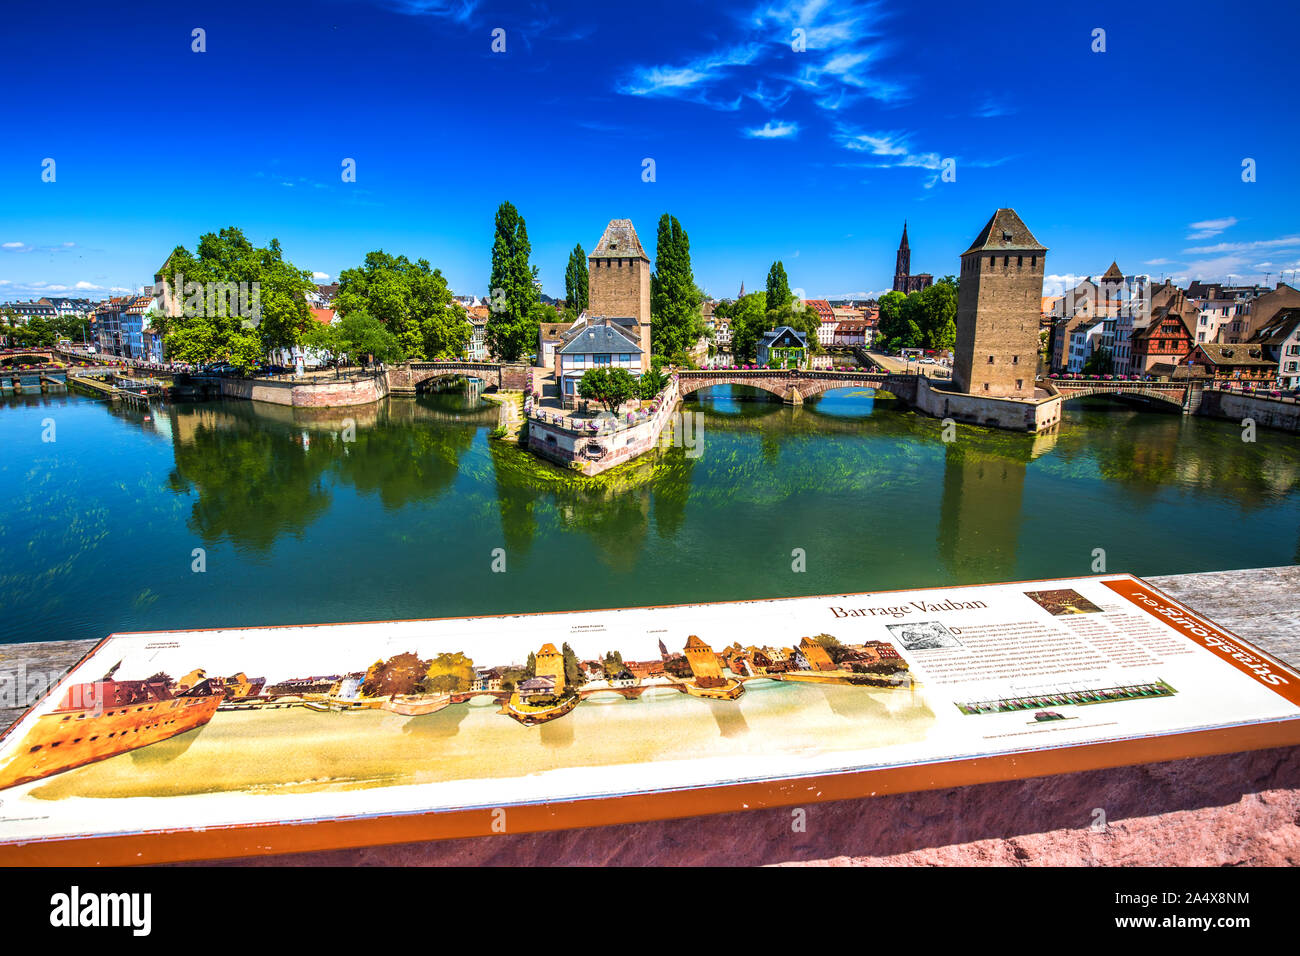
[2,573,1298,864]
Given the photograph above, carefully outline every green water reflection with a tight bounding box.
[1,384,1297,643]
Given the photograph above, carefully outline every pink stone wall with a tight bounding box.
[186,744,1300,867]
[219,375,387,408]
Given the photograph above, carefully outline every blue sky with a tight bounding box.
[2,0,1297,302]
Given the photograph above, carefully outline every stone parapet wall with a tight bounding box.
[1198,389,1300,433]
[528,381,680,476]
[218,374,388,408]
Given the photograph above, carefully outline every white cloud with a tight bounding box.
[381,0,478,24]
[3,241,80,255]
[835,128,909,156]
[313,272,331,280]
[973,96,1014,118]
[1144,257,1173,266]
[1185,217,1238,240]
[618,0,904,115]
[1042,274,1087,295]
[744,120,799,139]
[826,290,892,301]
[1184,235,1300,255]
[833,125,948,188]
[618,44,761,109]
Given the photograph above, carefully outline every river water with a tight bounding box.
[2,385,1298,644]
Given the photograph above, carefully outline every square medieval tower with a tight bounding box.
[588,219,652,371]
[953,209,1046,399]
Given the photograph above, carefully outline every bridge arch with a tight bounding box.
[679,377,790,402]
[677,369,893,405]
[1053,384,1189,411]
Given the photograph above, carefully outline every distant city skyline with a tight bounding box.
[2,0,1297,303]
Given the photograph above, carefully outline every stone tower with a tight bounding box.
[683,635,724,687]
[588,219,652,371]
[953,209,1047,399]
[534,642,565,693]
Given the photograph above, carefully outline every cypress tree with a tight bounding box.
[564,243,589,314]
[765,261,792,311]
[486,201,540,362]
[650,214,703,361]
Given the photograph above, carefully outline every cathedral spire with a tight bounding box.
[894,221,912,289]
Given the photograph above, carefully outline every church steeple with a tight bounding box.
[738,280,745,298]
[894,221,912,289]
[892,220,933,295]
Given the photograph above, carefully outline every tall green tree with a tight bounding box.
[875,290,909,351]
[158,227,315,371]
[561,642,585,687]
[765,261,792,311]
[716,291,767,360]
[914,276,959,350]
[650,214,703,361]
[763,262,819,351]
[304,310,405,365]
[333,251,466,360]
[564,244,589,316]
[486,201,541,362]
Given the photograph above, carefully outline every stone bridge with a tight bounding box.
[678,368,914,404]
[1049,380,1200,412]
[387,361,531,396]
[1,348,56,365]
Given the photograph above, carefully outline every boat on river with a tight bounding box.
[380,694,451,717]
[505,692,580,726]
[0,673,223,790]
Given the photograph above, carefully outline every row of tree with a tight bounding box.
[143,207,821,372]
[710,261,822,361]
[874,278,959,353]
[0,313,91,347]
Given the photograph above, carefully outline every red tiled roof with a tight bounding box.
[310,308,334,325]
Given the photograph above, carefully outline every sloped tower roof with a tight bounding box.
[589,219,648,260]
[1101,261,1125,281]
[962,208,1046,255]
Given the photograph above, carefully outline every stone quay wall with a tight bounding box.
[911,375,1062,432]
[528,380,681,476]
[217,374,389,408]
[1199,389,1300,433]
[210,362,530,408]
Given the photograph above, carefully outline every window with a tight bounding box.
[982,383,989,391]
[987,355,994,363]
[1012,355,1019,364]
[1016,380,1023,389]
